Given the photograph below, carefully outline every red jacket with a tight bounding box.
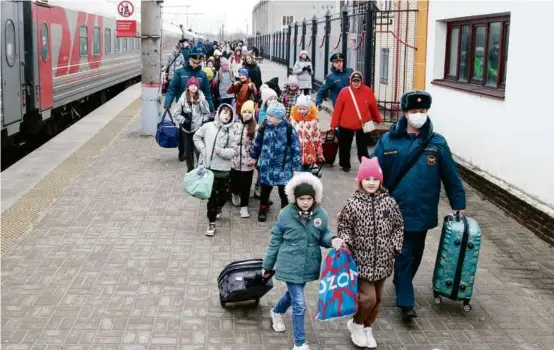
[330,72,382,130]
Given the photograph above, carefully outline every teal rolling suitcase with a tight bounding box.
[432,214,482,312]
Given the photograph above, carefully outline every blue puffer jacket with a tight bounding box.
[372,117,466,232]
[164,65,214,111]
[250,121,302,186]
[315,66,354,106]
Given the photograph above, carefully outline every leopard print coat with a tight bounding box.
[337,189,404,282]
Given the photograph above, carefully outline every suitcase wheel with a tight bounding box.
[433,296,442,305]
[463,300,472,312]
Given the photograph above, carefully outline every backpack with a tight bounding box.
[258,121,293,168]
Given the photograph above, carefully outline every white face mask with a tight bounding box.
[406,113,428,129]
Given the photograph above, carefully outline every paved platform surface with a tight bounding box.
[1,61,554,349]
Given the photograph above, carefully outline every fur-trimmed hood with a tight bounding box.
[285,172,323,204]
[290,104,318,122]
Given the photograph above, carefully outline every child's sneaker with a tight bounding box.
[231,194,241,207]
[270,309,286,332]
[347,319,368,347]
[292,344,309,350]
[364,327,377,349]
[216,209,223,220]
[205,222,216,237]
[240,207,250,218]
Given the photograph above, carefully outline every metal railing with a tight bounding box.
[248,2,419,123]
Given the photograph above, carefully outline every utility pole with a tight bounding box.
[140,0,163,136]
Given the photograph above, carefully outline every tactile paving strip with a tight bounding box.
[1,99,141,253]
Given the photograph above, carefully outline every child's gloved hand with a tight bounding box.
[331,237,345,250]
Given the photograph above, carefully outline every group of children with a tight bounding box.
[173,73,405,349]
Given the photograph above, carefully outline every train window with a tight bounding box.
[5,19,16,67]
[104,28,111,54]
[122,38,128,52]
[41,23,49,61]
[79,25,88,56]
[115,37,120,53]
[93,27,100,56]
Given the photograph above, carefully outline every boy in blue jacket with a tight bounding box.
[262,172,344,350]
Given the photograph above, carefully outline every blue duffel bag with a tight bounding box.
[156,108,179,148]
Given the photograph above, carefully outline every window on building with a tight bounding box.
[93,26,101,56]
[115,37,120,53]
[105,28,111,54]
[122,38,128,52]
[79,25,88,56]
[41,23,49,62]
[282,16,294,27]
[444,16,509,91]
[380,48,389,84]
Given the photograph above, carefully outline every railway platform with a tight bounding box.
[1,61,553,349]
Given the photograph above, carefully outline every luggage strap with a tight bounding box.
[160,108,177,126]
[387,134,433,193]
[451,215,470,300]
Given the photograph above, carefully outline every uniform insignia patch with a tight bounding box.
[427,155,437,165]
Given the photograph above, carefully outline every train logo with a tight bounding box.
[118,1,134,18]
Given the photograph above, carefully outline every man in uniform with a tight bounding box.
[163,48,215,112]
[179,38,192,68]
[315,52,354,108]
[372,90,466,321]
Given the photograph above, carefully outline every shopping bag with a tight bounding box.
[315,249,359,321]
[183,164,214,200]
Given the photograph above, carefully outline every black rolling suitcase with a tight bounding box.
[217,259,274,308]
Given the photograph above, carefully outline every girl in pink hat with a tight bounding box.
[337,156,404,349]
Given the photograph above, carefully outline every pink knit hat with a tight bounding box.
[357,157,383,184]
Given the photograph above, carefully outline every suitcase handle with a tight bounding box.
[245,270,275,286]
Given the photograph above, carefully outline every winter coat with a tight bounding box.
[279,88,301,120]
[164,65,214,111]
[331,71,382,130]
[292,58,313,90]
[193,104,237,171]
[230,53,242,77]
[263,173,334,284]
[218,70,235,100]
[263,204,335,284]
[180,46,191,67]
[290,105,324,165]
[338,190,404,281]
[242,62,263,91]
[250,120,302,186]
[230,121,256,172]
[227,80,258,116]
[315,66,354,106]
[372,117,466,232]
[165,51,185,80]
[258,105,268,126]
[171,90,211,134]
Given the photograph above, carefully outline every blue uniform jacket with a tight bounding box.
[164,66,214,111]
[372,117,466,232]
[315,66,354,106]
[180,47,191,67]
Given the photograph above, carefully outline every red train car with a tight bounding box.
[1,0,180,144]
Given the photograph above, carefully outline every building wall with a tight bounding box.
[252,0,341,35]
[426,1,554,210]
[372,0,418,106]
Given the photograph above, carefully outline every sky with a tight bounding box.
[47,0,259,36]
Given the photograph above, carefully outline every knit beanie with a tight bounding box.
[241,100,256,115]
[261,86,278,104]
[286,75,299,87]
[239,68,249,77]
[295,95,312,108]
[203,67,214,80]
[187,77,199,89]
[266,102,286,120]
[294,183,316,199]
[357,157,383,184]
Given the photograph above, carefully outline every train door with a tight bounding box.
[1,1,25,127]
[35,3,53,111]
